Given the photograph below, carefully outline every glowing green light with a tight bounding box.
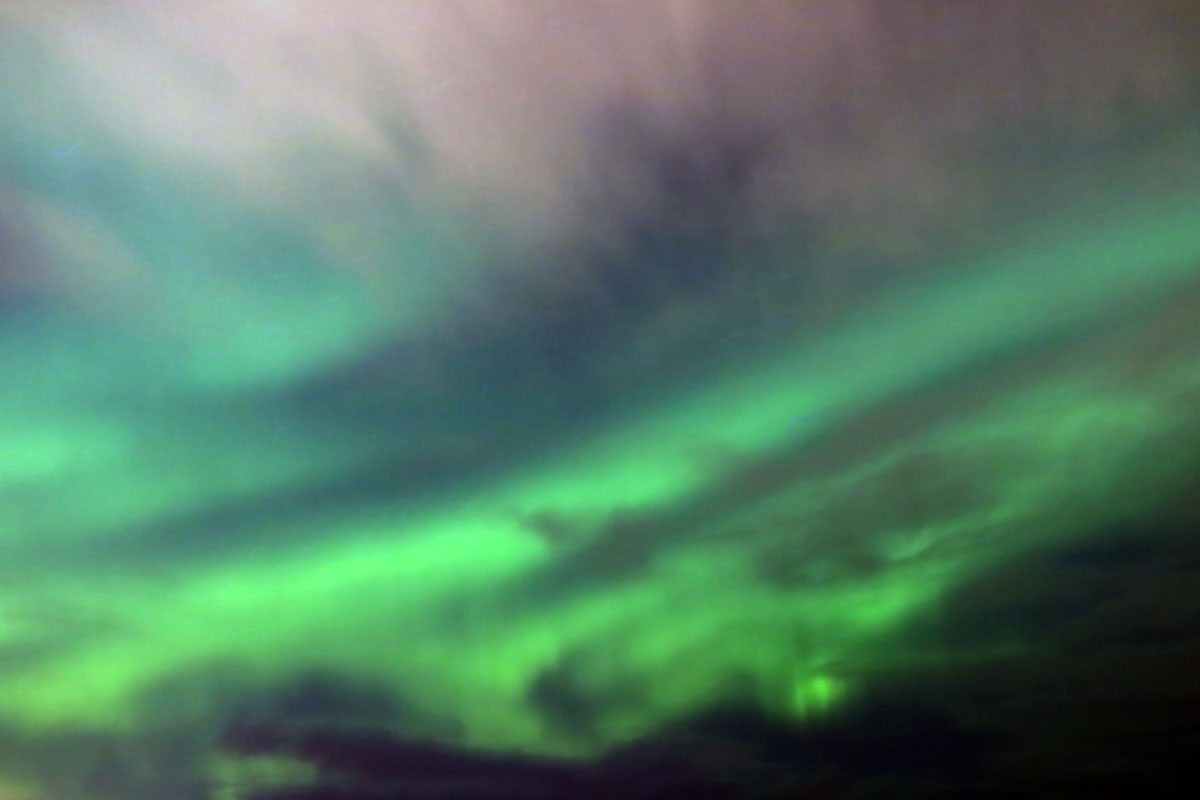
[790,673,849,718]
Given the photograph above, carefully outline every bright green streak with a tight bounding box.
[2,179,1199,766]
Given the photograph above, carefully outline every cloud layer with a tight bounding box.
[2,2,1200,798]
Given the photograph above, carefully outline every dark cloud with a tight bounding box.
[216,694,1003,800]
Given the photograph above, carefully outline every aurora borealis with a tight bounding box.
[3,2,1200,798]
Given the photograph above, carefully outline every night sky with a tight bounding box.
[2,2,1200,798]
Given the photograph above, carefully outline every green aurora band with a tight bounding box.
[1,180,1199,765]
[2,4,1200,799]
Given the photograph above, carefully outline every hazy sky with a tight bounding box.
[2,3,1200,798]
